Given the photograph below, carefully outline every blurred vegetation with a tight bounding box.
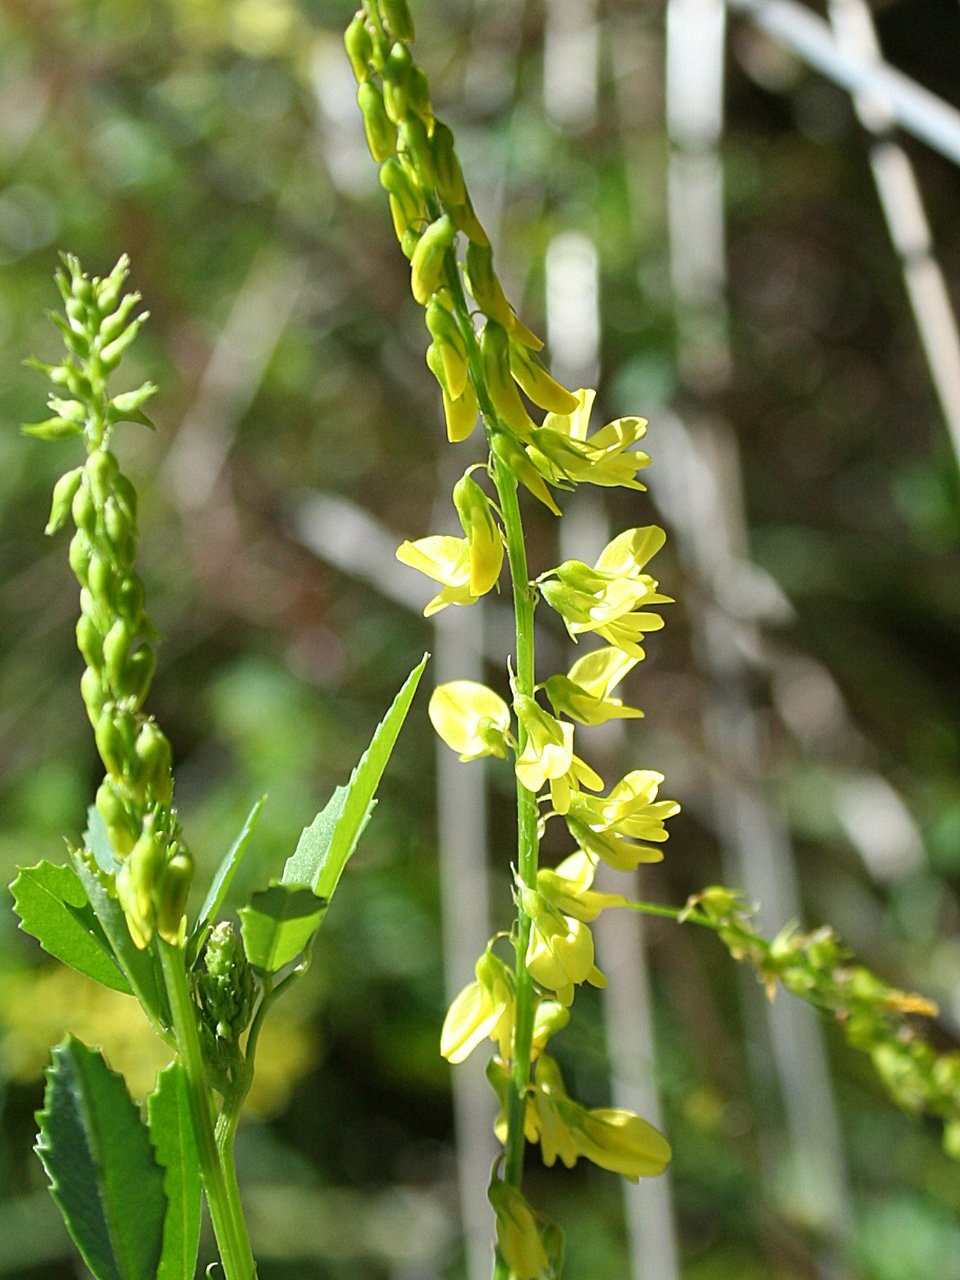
[1,0,960,1277]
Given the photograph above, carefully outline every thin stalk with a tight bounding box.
[438,244,544,1271]
[158,939,257,1280]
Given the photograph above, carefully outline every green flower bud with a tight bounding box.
[198,922,255,1043]
[465,242,514,327]
[118,644,156,706]
[76,614,104,670]
[357,81,397,162]
[71,481,97,537]
[69,532,93,583]
[94,704,126,777]
[98,291,142,347]
[80,667,108,722]
[400,226,421,260]
[22,416,84,441]
[406,67,432,123]
[103,619,132,690]
[410,214,455,305]
[379,157,425,240]
[344,13,374,82]
[448,194,490,248]
[431,123,466,207]
[481,321,534,436]
[86,449,119,504]
[398,115,435,187]
[46,468,84,536]
[116,573,145,624]
[87,553,116,603]
[95,255,130,315]
[112,473,138,524]
[382,42,413,124]
[115,861,151,949]
[156,848,192,945]
[380,0,415,41]
[95,779,138,856]
[490,430,561,516]
[100,314,147,371]
[135,720,173,805]
[103,497,135,567]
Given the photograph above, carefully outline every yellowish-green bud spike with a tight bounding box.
[410,214,455,305]
[379,0,415,43]
[490,430,561,516]
[430,123,466,206]
[425,300,469,399]
[46,467,84,536]
[356,81,397,161]
[464,241,513,326]
[509,341,579,414]
[480,321,535,437]
[398,115,435,187]
[344,13,374,81]
[441,380,479,443]
[453,472,503,595]
[429,680,511,761]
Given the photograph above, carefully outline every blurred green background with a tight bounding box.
[2,0,960,1277]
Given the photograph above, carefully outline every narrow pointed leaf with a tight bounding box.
[11,861,130,995]
[189,796,266,963]
[239,884,327,973]
[147,1065,201,1280]
[35,1037,167,1280]
[282,653,428,899]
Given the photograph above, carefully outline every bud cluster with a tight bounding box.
[27,254,192,949]
[196,922,256,1087]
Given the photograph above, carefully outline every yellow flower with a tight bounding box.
[513,695,574,795]
[429,680,511,761]
[452,472,504,596]
[530,1055,671,1180]
[396,473,503,614]
[536,850,627,922]
[526,388,651,491]
[565,770,679,870]
[522,886,605,1007]
[542,646,643,725]
[440,948,515,1064]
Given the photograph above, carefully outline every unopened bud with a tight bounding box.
[118,644,156,706]
[76,614,104,670]
[344,13,374,82]
[135,721,173,805]
[431,124,466,206]
[410,214,455,305]
[71,482,97,537]
[103,619,132,690]
[382,42,413,123]
[156,849,193,945]
[465,242,513,326]
[481,322,534,437]
[380,0,415,42]
[398,115,434,187]
[425,300,469,398]
[46,468,84,536]
[357,82,396,162]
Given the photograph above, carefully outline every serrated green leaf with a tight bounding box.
[147,1065,201,1280]
[70,849,169,1030]
[282,653,428,899]
[35,1037,167,1280]
[10,862,130,995]
[189,796,266,966]
[239,884,327,973]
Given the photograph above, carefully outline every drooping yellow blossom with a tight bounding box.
[536,850,627,922]
[441,948,515,1064]
[538,526,671,658]
[521,885,605,1007]
[487,1177,549,1280]
[542,646,643,725]
[565,770,679,871]
[396,472,503,614]
[513,695,573,794]
[526,388,651,491]
[429,680,511,760]
[529,1056,671,1180]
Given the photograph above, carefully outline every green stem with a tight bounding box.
[158,939,257,1280]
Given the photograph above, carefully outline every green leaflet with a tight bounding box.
[35,1038,167,1280]
[239,884,327,974]
[282,653,428,898]
[189,795,267,965]
[84,805,120,875]
[147,1064,201,1280]
[10,861,131,995]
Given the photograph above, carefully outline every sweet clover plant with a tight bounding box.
[9,5,960,1279]
[12,251,426,1280]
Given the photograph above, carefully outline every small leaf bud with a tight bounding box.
[46,468,84,536]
